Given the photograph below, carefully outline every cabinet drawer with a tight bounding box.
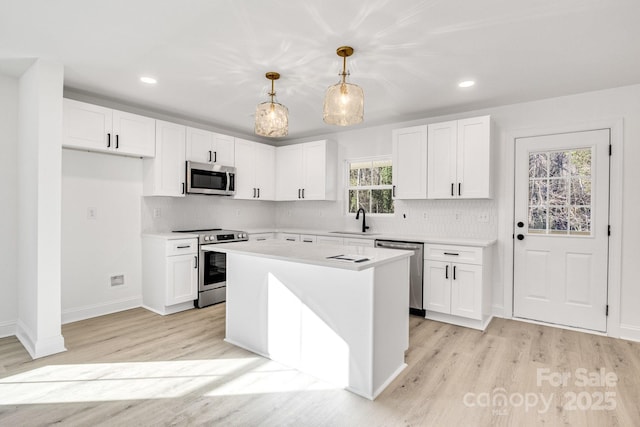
[424,244,482,265]
[316,235,344,245]
[249,232,276,241]
[300,234,317,243]
[166,239,197,256]
[344,237,375,248]
[278,233,300,242]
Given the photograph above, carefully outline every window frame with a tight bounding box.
[345,155,395,216]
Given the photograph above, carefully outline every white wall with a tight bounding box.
[278,83,640,340]
[61,150,144,323]
[17,59,66,358]
[0,73,19,337]
[142,196,276,233]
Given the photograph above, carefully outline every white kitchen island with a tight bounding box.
[205,240,412,400]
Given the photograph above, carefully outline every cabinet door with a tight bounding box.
[212,133,235,166]
[276,144,304,201]
[112,110,156,157]
[62,99,112,152]
[450,263,482,320]
[166,254,198,305]
[457,116,491,198]
[301,141,326,200]
[392,126,427,199]
[186,127,214,163]
[424,260,451,314]
[233,138,257,199]
[254,143,275,200]
[147,120,186,197]
[427,121,457,199]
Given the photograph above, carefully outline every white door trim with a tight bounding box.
[500,118,623,337]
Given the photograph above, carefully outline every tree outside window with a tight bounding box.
[347,158,394,214]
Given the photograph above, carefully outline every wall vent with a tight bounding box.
[110,274,125,287]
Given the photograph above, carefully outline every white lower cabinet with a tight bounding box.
[316,235,344,245]
[278,233,300,242]
[344,237,375,248]
[142,236,198,315]
[249,232,277,242]
[423,243,492,330]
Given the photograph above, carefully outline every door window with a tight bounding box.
[528,148,592,236]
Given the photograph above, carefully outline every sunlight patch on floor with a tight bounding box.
[0,358,258,404]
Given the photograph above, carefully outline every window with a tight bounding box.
[347,158,394,214]
[528,148,592,235]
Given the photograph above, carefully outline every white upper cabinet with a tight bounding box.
[234,138,275,200]
[276,140,336,201]
[275,140,336,201]
[391,125,428,199]
[63,98,155,157]
[143,120,186,197]
[427,115,492,199]
[185,127,235,166]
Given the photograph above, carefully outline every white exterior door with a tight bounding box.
[513,129,610,332]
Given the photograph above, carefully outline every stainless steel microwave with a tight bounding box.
[186,161,235,196]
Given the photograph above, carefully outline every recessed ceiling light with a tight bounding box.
[458,80,475,88]
[140,76,157,85]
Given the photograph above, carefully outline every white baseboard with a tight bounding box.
[619,324,640,343]
[492,304,505,318]
[16,320,66,359]
[0,320,16,338]
[62,296,142,324]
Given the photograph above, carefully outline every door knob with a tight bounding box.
[517,221,524,228]
[517,234,525,240]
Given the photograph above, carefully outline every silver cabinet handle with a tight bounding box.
[444,252,459,256]
[302,188,305,199]
[194,255,198,269]
[107,133,111,148]
[253,188,256,198]
[298,189,301,199]
[392,185,396,197]
[115,134,119,149]
[177,245,190,249]
[257,188,260,198]
[214,151,217,163]
[209,150,212,162]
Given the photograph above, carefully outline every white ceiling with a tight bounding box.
[2,0,640,140]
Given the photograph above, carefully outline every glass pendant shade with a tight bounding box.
[255,72,288,137]
[255,100,288,137]
[323,81,364,126]
[323,46,364,126]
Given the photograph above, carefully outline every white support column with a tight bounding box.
[16,58,66,359]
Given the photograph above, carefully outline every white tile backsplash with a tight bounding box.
[142,196,277,233]
[274,199,497,239]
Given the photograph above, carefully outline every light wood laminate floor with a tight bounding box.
[1,305,639,426]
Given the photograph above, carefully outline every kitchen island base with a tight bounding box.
[224,252,410,400]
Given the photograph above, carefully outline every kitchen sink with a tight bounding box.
[329,231,380,236]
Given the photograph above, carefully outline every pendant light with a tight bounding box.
[255,72,288,137]
[323,46,364,126]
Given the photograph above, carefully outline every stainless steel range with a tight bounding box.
[173,228,248,308]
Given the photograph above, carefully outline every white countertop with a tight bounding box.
[142,232,199,240]
[203,240,413,271]
[245,228,496,247]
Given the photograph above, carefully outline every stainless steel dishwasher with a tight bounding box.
[374,240,425,316]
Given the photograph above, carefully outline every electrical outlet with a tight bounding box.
[423,212,428,220]
[478,213,489,223]
[455,212,461,221]
[87,207,97,220]
[153,208,161,218]
[235,209,241,217]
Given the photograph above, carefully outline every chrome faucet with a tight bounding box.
[355,208,370,233]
